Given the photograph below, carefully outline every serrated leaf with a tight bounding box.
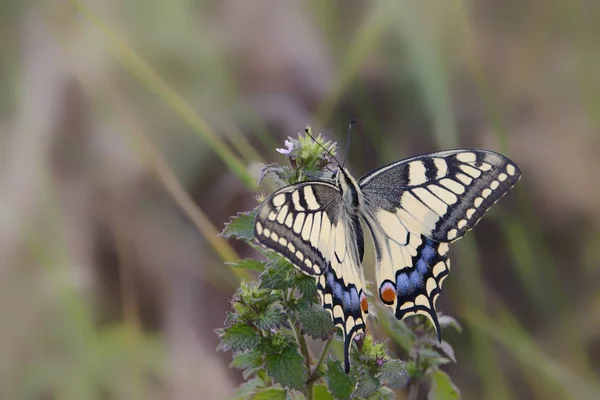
[221,211,256,242]
[437,315,462,333]
[256,304,287,331]
[231,349,264,371]
[233,377,265,399]
[260,259,294,291]
[428,370,460,400]
[258,163,293,187]
[326,359,356,400]
[265,345,308,391]
[295,274,318,300]
[250,388,288,400]
[367,387,395,400]
[227,258,267,272]
[217,324,261,353]
[293,301,335,340]
[313,384,335,400]
[378,359,409,389]
[354,372,380,398]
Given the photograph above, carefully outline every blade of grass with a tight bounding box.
[314,0,398,125]
[69,0,256,190]
[101,76,250,286]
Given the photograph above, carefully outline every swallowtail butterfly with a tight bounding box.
[254,147,521,372]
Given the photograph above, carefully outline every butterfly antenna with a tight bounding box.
[341,119,357,169]
[304,127,342,167]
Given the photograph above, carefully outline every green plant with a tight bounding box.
[218,128,461,399]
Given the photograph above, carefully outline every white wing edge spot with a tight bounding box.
[256,222,263,235]
[474,197,483,207]
[432,262,446,277]
[447,229,458,240]
[490,180,500,190]
[457,219,467,229]
[506,164,516,176]
[438,243,450,255]
[272,193,286,207]
[482,188,492,198]
[498,173,508,182]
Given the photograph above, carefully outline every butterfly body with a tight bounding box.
[254,148,521,372]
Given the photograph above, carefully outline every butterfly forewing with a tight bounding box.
[358,149,521,339]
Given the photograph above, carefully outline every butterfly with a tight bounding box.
[254,147,521,372]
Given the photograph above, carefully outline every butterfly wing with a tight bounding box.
[254,181,368,372]
[358,149,521,338]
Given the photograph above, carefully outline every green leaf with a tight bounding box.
[227,258,267,272]
[354,372,380,398]
[265,345,308,391]
[313,384,335,400]
[258,163,293,187]
[250,388,288,400]
[231,349,264,379]
[367,387,396,400]
[326,359,356,400]
[260,258,294,291]
[428,370,460,400]
[295,274,318,300]
[233,377,266,399]
[378,359,409,389]
[292,300,335,340]
[221,211,256,242]
[217,324,261,353]
[256,304,287,331]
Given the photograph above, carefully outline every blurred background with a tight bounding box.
[1,0,599,399]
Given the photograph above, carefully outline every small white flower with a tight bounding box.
[276,138,297,156]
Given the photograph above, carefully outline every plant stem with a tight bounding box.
[291,321,313,398]
[309,338,333,382]
[407,380,421,400]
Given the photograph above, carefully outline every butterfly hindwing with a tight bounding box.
[359,149,521,339]
[255,181,369,372]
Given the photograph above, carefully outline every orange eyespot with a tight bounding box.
[360,293,369,314]
[380,282,397,305]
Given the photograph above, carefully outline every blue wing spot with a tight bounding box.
[333,282,343,299]
[327,269,335,288]
[342,291,351,309]
[409,270,423,289]
[350,287,360,310]
[421,239,436,263]
[416,259,428,275]
[396,273,411,294]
